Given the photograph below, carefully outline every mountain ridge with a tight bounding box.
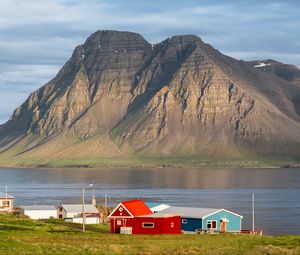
[0,30,300,167]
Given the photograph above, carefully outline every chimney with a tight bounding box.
[92,189,96,206]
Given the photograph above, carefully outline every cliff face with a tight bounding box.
[1,30,300,162]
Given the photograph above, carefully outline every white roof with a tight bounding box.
[0,192,14,199]
[149,204,170,212]
[22,205,57,211]
[156,206,243,219]
[61,204,99,213]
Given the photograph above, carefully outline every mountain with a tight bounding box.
[247,59,300,86]
[246,59,300,116]
[0,30,300,167]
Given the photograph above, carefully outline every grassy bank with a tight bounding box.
[0,214,299,255]
[0,154,299,169]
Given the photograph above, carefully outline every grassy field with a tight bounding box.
[0,214,300,255]
[0,153,299,169]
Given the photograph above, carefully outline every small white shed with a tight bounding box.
[0,192,14,212]
[21,205,57,219]
[65,216,100,224]
[58,204,100,221]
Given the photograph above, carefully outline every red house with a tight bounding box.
[109,199,181,234]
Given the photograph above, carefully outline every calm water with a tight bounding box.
[0,167,299,235]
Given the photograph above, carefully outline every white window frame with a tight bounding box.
[206,220,217,229]
[182,219,187,224]
[142,222,155,228]
[2,200,10,208]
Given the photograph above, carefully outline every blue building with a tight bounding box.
[155,206,243,233]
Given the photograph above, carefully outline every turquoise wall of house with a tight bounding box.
[202,210,242,232]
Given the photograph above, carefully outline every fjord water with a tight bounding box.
[0,167,299,235]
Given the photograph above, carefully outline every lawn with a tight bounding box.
[0,214,299,255]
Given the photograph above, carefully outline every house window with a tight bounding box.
[182,219,187,224]
[207,220,217,229]
[2,200,10,208]
[117,220,122,226]
[142,222,154,228]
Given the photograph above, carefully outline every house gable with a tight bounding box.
[109,203,134,218]
[202,209,242,232]
[202,209,243,219]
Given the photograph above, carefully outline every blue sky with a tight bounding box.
[0,0,299,124]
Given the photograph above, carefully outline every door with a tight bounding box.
[220,221,227,233]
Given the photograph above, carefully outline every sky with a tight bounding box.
[0,0,299,124]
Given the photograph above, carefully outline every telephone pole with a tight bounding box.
[82,187,85,232]
[252,193,255,233]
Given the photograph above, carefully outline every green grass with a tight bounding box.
[0,214,300,255]
[0,154,299,169]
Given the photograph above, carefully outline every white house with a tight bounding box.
[58,204,101,224]
[21,205,57,219]
[0,192,14,212]
[65,216,100,224]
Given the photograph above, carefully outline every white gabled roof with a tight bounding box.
[156,206,243,219]
[22,205,57,211]
[0,192,14,199]
[61,204,99,214]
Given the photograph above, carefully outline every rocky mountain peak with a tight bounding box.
[1,30,300,162]
[83,30,151,53]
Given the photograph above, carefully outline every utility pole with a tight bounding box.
[82,184,93,232]
[5,186,7,213]
[252,193,255,233]
[82,187,85,232]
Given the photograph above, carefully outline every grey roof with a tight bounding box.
[137,213,178,218]
[0,192,14,199]
[61,204,99,213]
[155,206,224,219]
[22,205,57,211]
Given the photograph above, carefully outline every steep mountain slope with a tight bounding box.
[247,59,300,86]
[0,30,300,166]
[247,59,300,116]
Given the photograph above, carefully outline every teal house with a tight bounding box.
[156,206,243,233]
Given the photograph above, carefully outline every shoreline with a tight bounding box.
[0,163,298,170]
[0,164,293,170]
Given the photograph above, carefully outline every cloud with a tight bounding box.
[0,64,59,90]
[0,0,299,124]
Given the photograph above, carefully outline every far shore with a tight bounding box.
[0,157,299,170]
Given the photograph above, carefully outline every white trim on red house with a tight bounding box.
[108,203,134,218]
[142,222,155,228]
[202,209,243,219]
